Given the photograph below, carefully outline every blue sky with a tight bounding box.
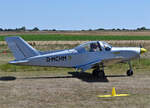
[0,0,150,30]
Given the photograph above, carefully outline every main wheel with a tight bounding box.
[92,69,105,78]
[127,69,133,76]
[92,69,99,76]
[98,70,105,78]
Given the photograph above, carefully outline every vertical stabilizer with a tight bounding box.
[5,36,39,60]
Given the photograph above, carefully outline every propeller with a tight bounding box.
[139,44,142,62]
[139,44,143,48]
[139,44,147,63]
[139,44,143,63]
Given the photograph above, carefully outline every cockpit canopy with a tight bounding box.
[101,41,112,51]
[75,41,112,53]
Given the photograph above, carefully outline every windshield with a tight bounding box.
[102,42,112,51]
[75,41,101,52]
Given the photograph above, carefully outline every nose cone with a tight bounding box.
[140,48,147,54]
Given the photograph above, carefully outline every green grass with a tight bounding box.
[1,34,150,41]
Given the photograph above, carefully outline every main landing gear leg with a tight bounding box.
[92,64,105,78]
[126,61,133,76]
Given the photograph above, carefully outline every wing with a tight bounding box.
[102,58,124,66]
[76,59,102,72]
[76,57,124,72]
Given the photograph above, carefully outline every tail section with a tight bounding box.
[5,36,40,60]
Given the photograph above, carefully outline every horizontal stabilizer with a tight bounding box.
[9,60,29,65]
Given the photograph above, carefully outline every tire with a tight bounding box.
[92,69,105,78]
[92,69,99,76]
[98,70,105,78]
[127,70,133,76]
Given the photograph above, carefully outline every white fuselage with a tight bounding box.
[21,47,140,69]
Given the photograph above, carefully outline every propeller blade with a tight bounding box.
[139,44,143,48]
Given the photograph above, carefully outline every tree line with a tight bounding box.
[0,26,41,31]
[0,26,149,31]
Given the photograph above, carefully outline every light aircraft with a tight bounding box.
[5,36,147,78]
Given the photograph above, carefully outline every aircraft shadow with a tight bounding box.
[19,72,109,83]
[0,76,16,81]
[0,73,126,82]
[68,72,109,83]
[106,75,127,77]
[20,76,75,79]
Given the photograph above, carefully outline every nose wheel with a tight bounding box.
[127,69,133,76]
[126,61,133,76]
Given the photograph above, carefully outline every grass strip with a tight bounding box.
[0,34,150,41]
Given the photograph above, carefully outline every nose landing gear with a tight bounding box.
[126,61,133,76]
